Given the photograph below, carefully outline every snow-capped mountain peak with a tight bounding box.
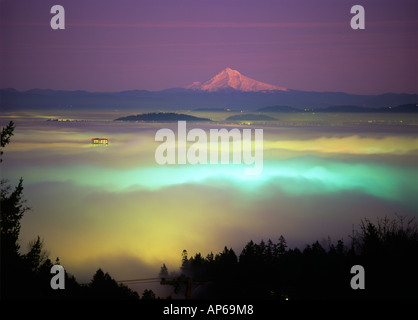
[185,67,286,92]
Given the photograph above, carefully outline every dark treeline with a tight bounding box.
[162,215,418,300]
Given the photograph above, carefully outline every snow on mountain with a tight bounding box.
[185,67,287,92]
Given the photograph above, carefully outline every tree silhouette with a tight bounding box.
[159,264,169,280]
[142,289,156,300]
[0,121,15,162]
[88,268,139,299]
[24,236,49,273]
[277,235,287,256]
[353,215,418,299]
[1,178,29,258]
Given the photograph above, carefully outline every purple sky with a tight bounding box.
[1,0,417,94]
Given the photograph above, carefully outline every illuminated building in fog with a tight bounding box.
[91,137,109,145]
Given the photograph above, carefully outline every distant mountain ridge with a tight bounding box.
[1,68,417,111]
[1,88,417,111]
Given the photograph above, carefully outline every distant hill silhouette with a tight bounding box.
[226,114,277,121]
[257,106,301,112]
[1,88,417,111]
[381,103,418,113]
[194,107,231,112]
[316,104,418,113]
[257,103,418,113]
[114,112,212,122]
